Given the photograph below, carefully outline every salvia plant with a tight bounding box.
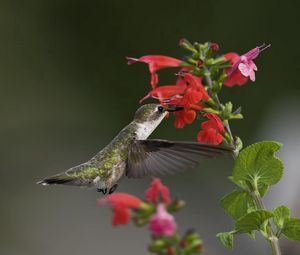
[97,39,300,255]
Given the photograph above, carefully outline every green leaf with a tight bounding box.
[235,210,273,233]
[282,218,300,241]
[273,206,290,229]
[220,190,256,221]
[216,232,234,249]
[229,177,269,197]
[232,141,283,194]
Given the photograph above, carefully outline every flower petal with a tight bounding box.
[238,63,251,77]
[140,85,186,103]
[201,114,225,134]
[145,178,171,205]
[127,55,182,88]
[197,128,223,145]
[98,193,142,209]
[112,206,131,226]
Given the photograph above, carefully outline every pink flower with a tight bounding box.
[149,204,177,237]
[224,44,270,87]
[145,178,171,205]
[98,193,143,226]
[126,55,182,88]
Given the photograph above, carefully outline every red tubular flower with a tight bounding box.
[139,85,186,103]
[181,73,210,101]
[126,55,182,88]
[145,178,171,205]
[98,193,143,226]
[173,109,197,128]
[197,114,225,145]
[224,44,270,87]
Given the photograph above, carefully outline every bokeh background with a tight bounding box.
[1,0,300,254]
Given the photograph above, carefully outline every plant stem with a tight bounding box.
[203,68,235,147]
[253,190,281,255]
[204,67,281,255]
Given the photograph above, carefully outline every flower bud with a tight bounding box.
[148,239,166,252]
[179,38,197,53]
[167,199,185,212]
[210,42,219,52]
[167,246,176,255]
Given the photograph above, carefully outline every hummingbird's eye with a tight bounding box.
[157,106,164,113]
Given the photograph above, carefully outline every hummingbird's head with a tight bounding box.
[134,104,184,123]
[133,104,183,139]
[134,104,167,123]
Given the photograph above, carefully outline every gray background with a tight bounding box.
[1,0,300,254]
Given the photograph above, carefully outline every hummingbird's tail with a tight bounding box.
[36,174,77,186]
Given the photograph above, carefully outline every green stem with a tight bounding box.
[203,67,235,148]
[204,67,280,255]
[253,190,281,255]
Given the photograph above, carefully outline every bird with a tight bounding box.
[37,104,233,194]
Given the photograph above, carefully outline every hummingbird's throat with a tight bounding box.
[135,113,166,140]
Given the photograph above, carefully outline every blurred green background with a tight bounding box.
[1,0,300,254]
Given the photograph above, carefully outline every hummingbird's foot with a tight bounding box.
[97,188,108,194]
[109,184,118,194]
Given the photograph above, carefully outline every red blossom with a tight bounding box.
[127,55,182,88]
[181,73,209,101]
[197,114,225,145]
[173,109,197,128]
[139,85,186,103]
[145,178,171,205]
[98,193,143,226]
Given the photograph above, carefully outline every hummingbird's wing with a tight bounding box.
[126,139,233,178]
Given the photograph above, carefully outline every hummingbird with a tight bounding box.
[37,104,232,194]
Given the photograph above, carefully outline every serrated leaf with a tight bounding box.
[232,141,283,193]
[220,190,256,221]
[282,218,300,241]
[216,232,234,248]
[273,206,290,229]
[235,210,273,233]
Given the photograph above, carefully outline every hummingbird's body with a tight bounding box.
[37,104,232,193]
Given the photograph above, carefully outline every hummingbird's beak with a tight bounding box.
[166,106,184,112]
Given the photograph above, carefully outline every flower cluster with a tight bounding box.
[127,40,269,146]
[98,178,203,255]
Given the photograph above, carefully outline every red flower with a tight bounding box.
[139,85,186,103]
[224,44,270,87]
[170,74,208,128]
[127,55,182,88]
[197,114,225,145]
[181,73,210,101]
[98,193,143,226]
[173,109,197,128]
[145,178,171,205]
